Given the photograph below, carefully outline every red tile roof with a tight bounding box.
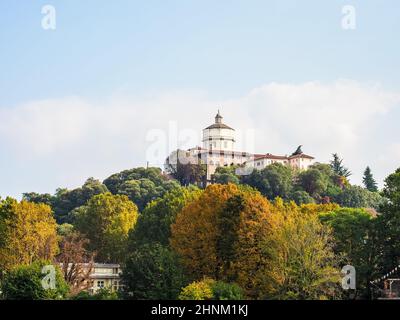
[253,153,315,161]
[288,153,314,160]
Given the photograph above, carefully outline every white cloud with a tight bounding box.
[0,80,399,198]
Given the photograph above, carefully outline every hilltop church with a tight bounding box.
[167,111,315,182]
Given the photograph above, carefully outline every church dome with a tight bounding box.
[202,111,235,151]
[204,110,234,130]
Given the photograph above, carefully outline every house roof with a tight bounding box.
[204,123,235,130]
[204,111,235,130]
[188,146,207,151]
[253,153,288,161]
[252,153,315,161]
[288,153,314,160]
[90,274,121,279]
[59,263,121,268]
[93,263,120,268]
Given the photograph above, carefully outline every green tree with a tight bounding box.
[297,168,328,197]
[57,223,74,237]
[122,243,187,299]
[130,186,201,247]
[298,163,347,202]
[104,167,167,193]
[319,208,375,298]
[103,167,180,211]
[212,166,240,185]
[372,168,400,282]
[71,287,119,300]
[21,192,53,207]
[330,153,351,178]
[363,166,378,192]
[212,281,244,300]
[215,195,243,280]
[1,261,69,300]
[334,185,384,209]
[289,190,315,205]
[23,178,109,224]
[241,163,293,200]
[75,193,138,262]
[117,178,179,212]
[382,168,400,204]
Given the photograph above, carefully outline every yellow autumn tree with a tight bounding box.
[263,200,341,299]
[171,184,236,277]
[178,278,215,300]
[75,192,138,262]
[0,198,58,271]
[271,197,339,218]
[299,202,340,216]
[170,183,280,298]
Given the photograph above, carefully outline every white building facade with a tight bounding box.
[166,111,315,182]
[59,262,123,295]
[245,153,315,171]
[89,263,122,294]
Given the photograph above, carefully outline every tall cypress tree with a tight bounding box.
[363,166,378,192]
[330,153,352,178]
[216,194,244,281]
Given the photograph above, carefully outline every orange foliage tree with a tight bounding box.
[170,183,280,298]
[171,186,340,299]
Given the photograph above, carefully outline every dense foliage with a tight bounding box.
[122,243,187,299]
[319,208,375,298]
[104,167,180,211]
[23,178,108,224]
[170,184,340,299]
[129,186,201,247]
[2,161,399,300]
[1,261,69,300]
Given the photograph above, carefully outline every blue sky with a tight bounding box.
[1,0,400,198]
